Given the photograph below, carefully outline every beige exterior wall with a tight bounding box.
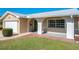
[20,18,27,33]
[74,18,78,30]
[42,17,66,33]
[29,19,34,32]
[42,19,48,32]
[74,17,79,34]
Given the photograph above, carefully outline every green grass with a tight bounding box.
[0,37,79,50]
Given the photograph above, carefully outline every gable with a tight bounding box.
[3,14,19,21]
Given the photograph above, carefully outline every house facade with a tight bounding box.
[1,9,79,40]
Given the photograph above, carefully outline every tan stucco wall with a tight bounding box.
[74,17,79,30]
[74,18,78,30]
[42,19,48,32]
[42,17,66,33]
[20,18,27,33]
[29,19,35,32]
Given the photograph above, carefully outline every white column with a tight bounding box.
[66,16,74,39]
[37,18,43,34]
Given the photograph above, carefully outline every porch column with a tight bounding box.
[66,16,74,39]
[36,18,44,34]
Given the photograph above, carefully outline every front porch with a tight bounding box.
[26,16,79,40]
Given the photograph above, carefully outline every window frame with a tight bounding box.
[48,19,65,28]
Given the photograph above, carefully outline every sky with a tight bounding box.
[0,8,72,16]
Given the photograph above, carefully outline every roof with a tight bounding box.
[27,8,79,18]
[1,8,79,20]
[0,11,27,20]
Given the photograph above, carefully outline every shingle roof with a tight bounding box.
[26,8,79,18]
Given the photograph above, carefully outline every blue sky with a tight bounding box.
[0,8,72,16]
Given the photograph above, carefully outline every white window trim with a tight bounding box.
[47,18,66,28]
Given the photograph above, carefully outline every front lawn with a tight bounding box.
[0,36,79,50]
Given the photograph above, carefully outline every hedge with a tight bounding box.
[2,28,13,37]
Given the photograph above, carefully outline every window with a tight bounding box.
[48,20,55,27]
[48,19,65,28]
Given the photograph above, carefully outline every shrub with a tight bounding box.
[0,25,2,30]
[0,20,3,30]
[2,28,13,37]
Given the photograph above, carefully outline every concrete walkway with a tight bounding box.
[0,32,31,40]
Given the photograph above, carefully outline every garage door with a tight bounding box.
[4,21,18,34]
